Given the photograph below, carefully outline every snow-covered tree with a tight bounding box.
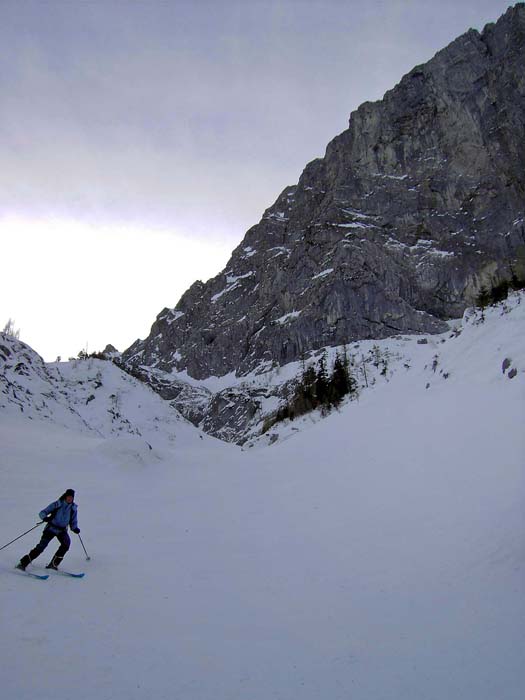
[2,318,20,339]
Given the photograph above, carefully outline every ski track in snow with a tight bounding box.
[1,296,524,700]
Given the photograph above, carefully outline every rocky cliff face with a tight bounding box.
[124,4,525,385]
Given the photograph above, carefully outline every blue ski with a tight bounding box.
[15,568,49,580]
[51,569,85,578]
[31,566,85,578]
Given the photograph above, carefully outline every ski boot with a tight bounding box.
[46,555,63,570]
[16,555,31,571]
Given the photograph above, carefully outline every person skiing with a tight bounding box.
[16,489,80,571]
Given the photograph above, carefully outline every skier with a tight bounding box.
[16,489,80,571]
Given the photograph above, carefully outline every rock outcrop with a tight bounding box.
[123,4,525,386]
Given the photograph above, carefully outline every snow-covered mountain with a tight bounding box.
[2,293,523,448]
[117,3,525,442]
[105,292,523,446]
[0,332,210,450]
[124,4,525,385]
[1,294,523,700]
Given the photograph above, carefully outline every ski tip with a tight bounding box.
[14,569,49,580]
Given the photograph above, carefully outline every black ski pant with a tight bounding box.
[25,528,71,564]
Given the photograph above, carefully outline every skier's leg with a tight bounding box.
[47,531,71,569]
[18,529,55,568]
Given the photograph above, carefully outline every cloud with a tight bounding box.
[1,0,511,239]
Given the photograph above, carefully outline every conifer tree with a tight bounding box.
[315,352,329,405]
[328,353,349,405]
[476,286,491,321]
[299,364,317,413]
[2,318,20,339]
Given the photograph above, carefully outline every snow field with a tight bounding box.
[1,295,524,699]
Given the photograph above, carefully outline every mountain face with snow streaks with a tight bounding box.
[123,5,525,383]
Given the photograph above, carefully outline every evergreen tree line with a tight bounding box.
[264,351,357,432]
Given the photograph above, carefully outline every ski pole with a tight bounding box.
[0,521,44,552]
[77,533,91,561]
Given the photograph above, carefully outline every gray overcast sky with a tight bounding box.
[0,0,515,360]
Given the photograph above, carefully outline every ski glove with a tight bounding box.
[72,528,80,534]
[43,515,53,522]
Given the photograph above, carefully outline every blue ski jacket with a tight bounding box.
[39,499,79,533]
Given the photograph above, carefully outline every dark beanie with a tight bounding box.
[62,489,75,499]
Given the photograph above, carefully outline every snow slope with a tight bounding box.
[1,295,524,700]
[0,336,209,448]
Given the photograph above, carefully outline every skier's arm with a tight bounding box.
[70,505,79,533]
[39,501,59,520]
